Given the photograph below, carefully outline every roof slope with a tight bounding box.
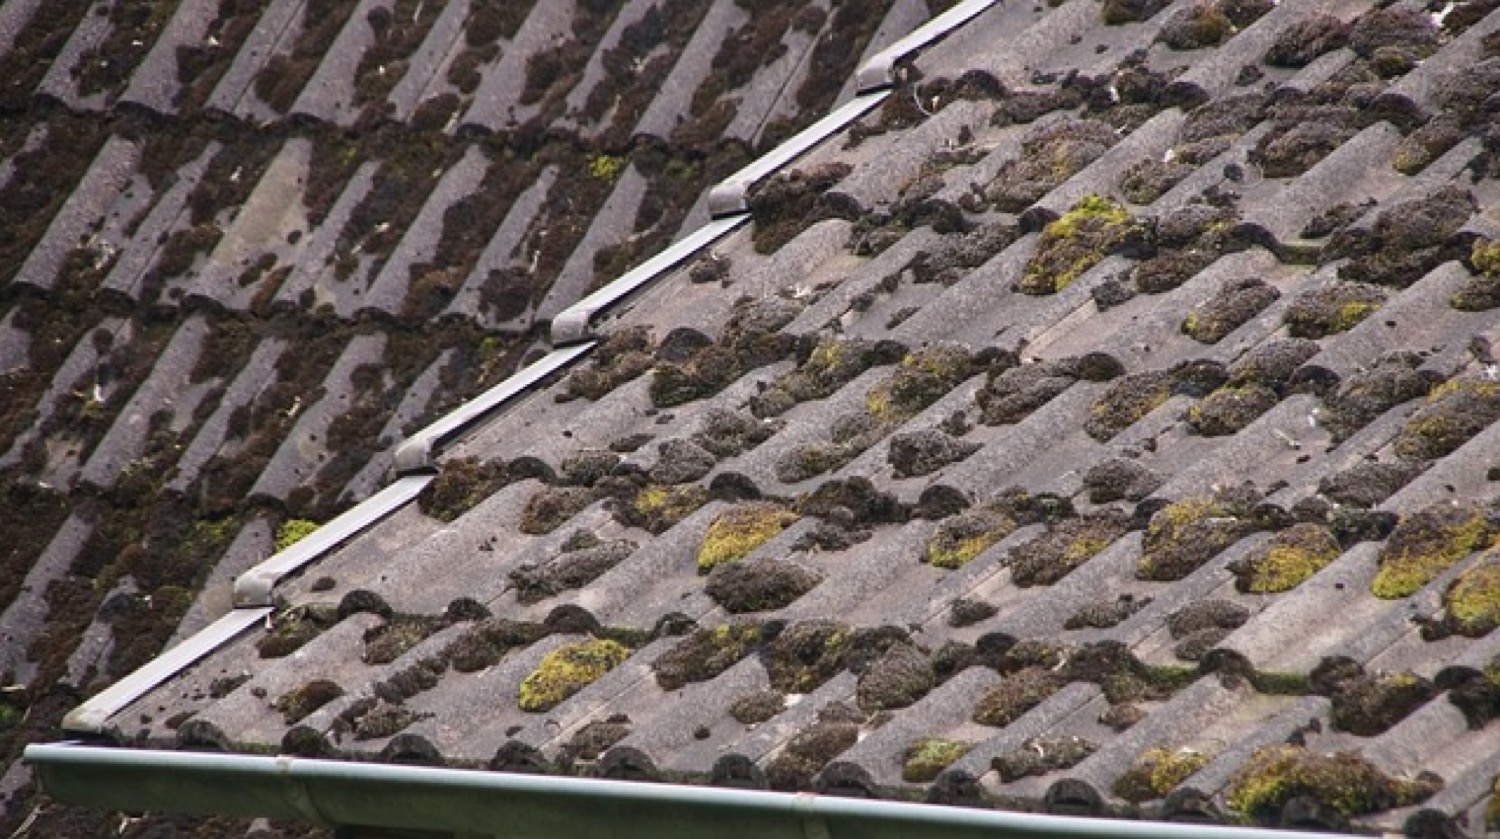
[29,0,1500,834]
[0,0,932,832]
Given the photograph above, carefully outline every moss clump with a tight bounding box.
[520,486,597,535]
[1010,510,1130,586]
[1084,370,1175,440]
[1443,558,1500,637]
[1226,745,1439,821]
[257,605,337,658]
[1138,492,1257,581]
[1113,747,1210,802]
[275,679,345,724]
[1020,195,1148,295]
[752,338,898,417]
[729,690,785,724]
[1181,278,1280,344]
[623,483,709,535]
[1329,671,1436,736]
[973,667,1062,726]
[274,518,320,552]
[856,642,935,711]
[696,503,799,573]
[1373,502,1495,599]
[1283,282,1387,338]
[1454,237,1500,310]
[993,735,1097,782]
[1229,523,1341,593]
[902,738,972,783]
[864,345,977,423]
[564,327,655,401]
[363,616,444,665]
[924,507,1016,570]
[518,639,631,712]
[1186,383,1279,437]
[654,623,762,691]
[705,559,822,613]
[1393,379,1500,462]
[763,621,852,693]
[587,153,627,182]
[417,457,512,522]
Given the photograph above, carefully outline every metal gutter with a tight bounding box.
[60,610,270,733]
[391,341,597,473]
[854,0,997,92]
[550,216,749,345]
[25,744,1343,839]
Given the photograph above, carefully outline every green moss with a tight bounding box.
[631,484,710,534]
[1488,774,1500,832]
[973,667,1061,726]
[587,153,627,182]
[275,679,344,724]
[901,738,972,783]
[654,623,763,690]
[1393,379,1500,462]
[1114,747,1210,802]
[1373,503,1494,599]
[864,345,975,423]
[1333,301,1378,332]
[518,639,631,712]
[1138,495,1254,581]
[1020,195,1142,295]
[274,518,320,552]
[1444,558,1500,636]
[696,503,798,573]
[1472,238,1500,277]
[1226,745,1438,821]
[1232,523,1342,593]
[925,508,1016,570]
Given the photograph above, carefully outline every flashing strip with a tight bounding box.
[855,0,998,92]
[25,744,1348,839]
[706,90,891,218]
[550,215,750,345]
[61,610,270,733]
[393,342,596,473]
[232,474,434,607]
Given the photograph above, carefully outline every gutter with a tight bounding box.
[25,744,1342,839]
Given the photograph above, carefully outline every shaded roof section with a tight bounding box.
[35,0,1500,835]
[0,0,940,829]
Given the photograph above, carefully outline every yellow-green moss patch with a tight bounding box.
[1444,558,1500,637]
[518,639,631,712]
[1393,379,1500,462]
[1226,745,1439,821]
[629,483,710,535]
[1373,502,1494,599]
[902,738,972,783]
[1020,195,1145,295]
[1113,747,1210,802]
[925,507,1016,570]
[1138,493,1255,581]
[275,518,320,552]
[696,503,799,573]
[1230,523,1342,593]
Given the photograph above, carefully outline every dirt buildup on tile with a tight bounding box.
[1320,665,1436,736]
[1064,594,1151,629]
[1114,747,1211,802]
[1119,158,1195,205]
[1454,237,1500,310]
[973,667,1063,726]
[1373,501,1496,599]
[1250,116,1358,179]
[887,428,980,478]
[766,717,860,791]
[554,716,633,769]
[1010,510,1131,587]
[924,506,1016,570]
[1393,379,1500,462]
[1183,278,1279,344]
[1318,462,1424,509]
[1083,458,1163,503]
[706,558,823,613]
[518,638,631,712]
[1319,351,1443,442]
[747,163,857,254]
[762,620,854,693]
[1332,187,1476,289]
[1102,0,1171,25]
[1348,6,1439,60]
[729,690,786,725]
[992,735,1097,782]
[1229,523,1342,593]
[1138,489,1260,581]
[949,598,998,627]
[1020,195,1152,295]
[1100,704,1147,731]
[692,408,779,457]
[857,642,935,711]
[987,121,1120,212]
[375,658,445,703]
[364,615,446,665]
[654,622,762,690]
[275,679,345,725]
[901,737,972,783]
[647,438,715,485]
[1157,3,1234,50]
[445,619,548,672]
[889,221,1017,283]
[351,702,430,742]
[520,486,598,535]
[510,540,638,604]
[696,502,799,573]
[1264,15,1349,67]
[975,361,1075,425]
[1167,600,1250,637]
[1186,383,1279,437]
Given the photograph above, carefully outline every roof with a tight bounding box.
[21,0,1500,835]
